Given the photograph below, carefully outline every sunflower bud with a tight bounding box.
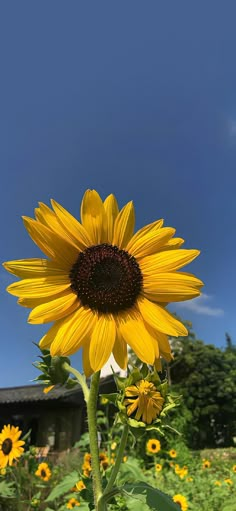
[33,347,71,386]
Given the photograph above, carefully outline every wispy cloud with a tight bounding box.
[175,293,224,317]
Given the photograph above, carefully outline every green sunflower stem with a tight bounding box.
[62,362,89,402]
[87,371,103,510]
[103,424,129,495]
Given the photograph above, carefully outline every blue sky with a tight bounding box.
[1,2,236,387]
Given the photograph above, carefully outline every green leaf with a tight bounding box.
[222,501,236,511]
[45,471,79,501]
[0,480,16,498]
[123,482,180,511]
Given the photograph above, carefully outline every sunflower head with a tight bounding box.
[3,190,203,376]
[35,462,51,481]
[75,480,86,492]
[146,438,161,454]
[33,347,72,387]
[233,465,236,473]
[0,425,25,468]
[169,449,177,458]
[224,478,233,485]
[115,365,178,432]
[155,463,162,472]
[66,498,80,509]
[202,460,211,469]
[173,494,188,511]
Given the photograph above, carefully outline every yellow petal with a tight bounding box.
[89,315,116,372]
[51,306,96,357]
[127,228,175,259]
[51,199,92,250]
[126,219,164,248]
[7,276,70,298]
[39,320,64,349]
[143,272,203,302]
[113,201,135,249]
[117,310,155,364]
[35,202,70,240]
[112,330,128,370]
[159,237,185,250]
[82,342,93,377]
[103,194,119,243]
[80,189,106,244]
[18,293,67,308]
[22,217,78,268]
[28,292,79,324]
[139,249,200,274]
[3,259,65,278]
[137,296,188,337]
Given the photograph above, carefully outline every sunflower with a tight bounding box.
[202,460,211,469]
[214,481,221,486]
[224,478,233,485]
[3,190,203,375]
[146,439,161,454]
[173,494,188,511]
[75,480,86,491]
[67,498,80,509]
[0,425,25,468]
[124,379,164,424]
[155,463,162,472]
[35,462,51,481]
[169,449,177,458]
[233,465,236,473]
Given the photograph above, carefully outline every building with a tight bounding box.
[0,375,115,451]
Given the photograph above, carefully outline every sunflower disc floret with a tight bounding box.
[3,189,203,375]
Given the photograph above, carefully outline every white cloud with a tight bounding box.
[175,293,224,317]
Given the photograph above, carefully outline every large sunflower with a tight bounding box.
[0,425,25,468]
[3,190,203,375]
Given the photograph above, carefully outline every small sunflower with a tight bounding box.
[146,439,161,454]
[124,379,164,424]
[4,190,203,375]
[67,498,80,509]
[0,425,25,468]
[111,441,117,450]
[202,460,211,469]
[214,481,221,486]
[75,480,86,492]
[99,452,109,470]
[155,463,162,472]
[35,462,51,481]
[233,465,236,473]
[169,449,177,458]
[173,494,188,511]
[224,478,233,485]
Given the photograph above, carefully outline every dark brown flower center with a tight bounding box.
[152,443,157,450]
[41,469,46,478]
[70,244,143,313]
[2,438,13,455]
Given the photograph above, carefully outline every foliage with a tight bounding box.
[169,323,236,448]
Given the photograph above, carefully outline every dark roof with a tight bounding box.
[0,384,82,404]
[0,375,115,404]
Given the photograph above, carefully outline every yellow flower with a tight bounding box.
[111,442,117,450]
[155,463,162,472]
[202,460,211,469]
[169,449,177,458]
[75,480,86,491]
[82,460,92,477]
[173,494,188,511]
[123,456,128,462]
[214,481,221,486]
[0,425,25,468]
[124,379,164,424]
[4,191,203,375]
[186,477,193,482]
[67,498,80,509]
[224,478,233,485]
[233,465,236,473]
[146,439,161,454]
[99,452,109,470]
[100,396,109,405]
[178,468,188,479]
[0,468,6,476]
[35,462,51,481]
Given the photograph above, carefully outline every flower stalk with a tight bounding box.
[87,371,103,510]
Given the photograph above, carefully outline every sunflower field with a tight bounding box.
[1,190,236,511]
